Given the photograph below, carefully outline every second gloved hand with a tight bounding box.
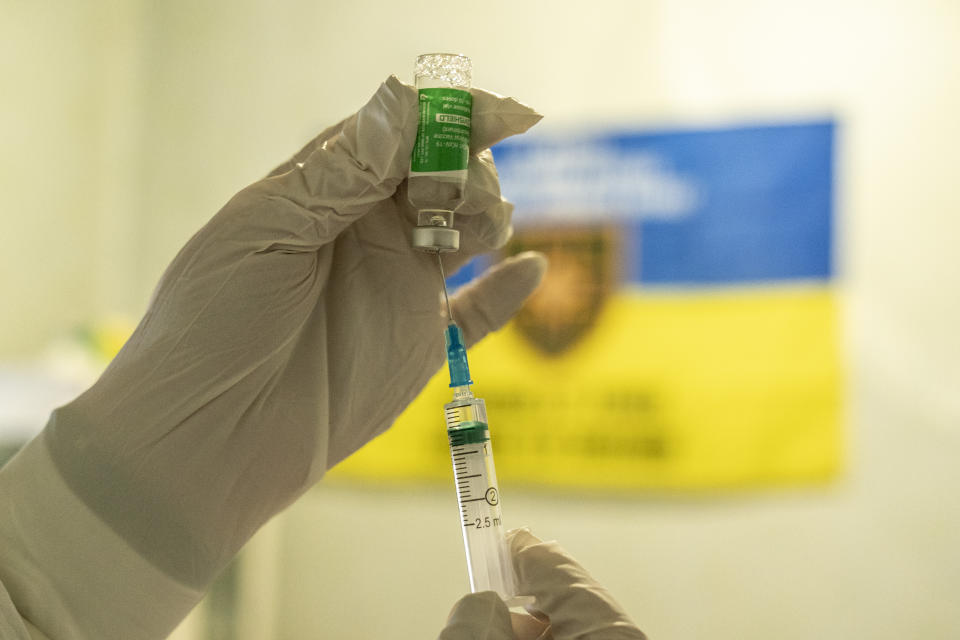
[441,529,647,640]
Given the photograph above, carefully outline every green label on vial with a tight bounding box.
[448,421,489,446]
[411,88,472,173]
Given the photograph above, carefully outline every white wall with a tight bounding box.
[3,0,959,638]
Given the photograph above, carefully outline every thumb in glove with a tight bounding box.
[449,252,549,349]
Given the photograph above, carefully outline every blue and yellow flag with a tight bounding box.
[332,121,841,491]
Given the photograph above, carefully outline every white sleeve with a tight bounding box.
[0,435,202,640]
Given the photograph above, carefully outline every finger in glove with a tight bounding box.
[508,529,647,640]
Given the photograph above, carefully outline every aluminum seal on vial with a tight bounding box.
[412,209,459,253]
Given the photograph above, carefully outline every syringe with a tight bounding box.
[407,52,518,601]
[436,256,518,600]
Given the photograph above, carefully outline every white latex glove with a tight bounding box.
[0,76,544,640]
[440,529,647,640]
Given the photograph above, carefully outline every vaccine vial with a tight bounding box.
[409,53,472,253]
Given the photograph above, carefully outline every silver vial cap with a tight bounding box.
[412,226,460,253]
[412,209,460,253]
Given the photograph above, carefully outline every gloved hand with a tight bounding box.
[0,76,544,640]
[440,529,647,640]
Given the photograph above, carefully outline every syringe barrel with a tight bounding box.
[409,53,473,253]
[445,393,517,599]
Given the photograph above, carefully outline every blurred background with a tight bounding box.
[1,0,958,638]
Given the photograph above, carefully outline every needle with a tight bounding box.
[437,252,454,322]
